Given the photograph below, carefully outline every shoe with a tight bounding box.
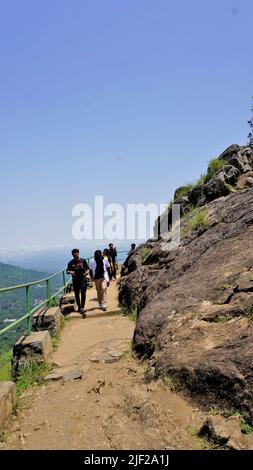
[80,308,87,319]
[99,304,103,310]
[103,304,107,311]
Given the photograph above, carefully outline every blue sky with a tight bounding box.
[0,0,252,254]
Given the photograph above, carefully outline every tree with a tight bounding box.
[248,97,253,149]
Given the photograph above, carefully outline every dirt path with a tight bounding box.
[0,282,218,450]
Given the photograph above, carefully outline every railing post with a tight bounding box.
[62,270,66,292]
[26,285,32,335]
[46,279,51,307]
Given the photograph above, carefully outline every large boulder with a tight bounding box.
[204,172,231,201]
[120,183,253,423]
[188,184,206,207]
[223,164,240,185]
[219,144,241,161]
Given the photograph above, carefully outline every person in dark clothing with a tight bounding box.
[108,243,117,279]
[121,243,137,277]
[66,249,89,318]
[128,243,136,255]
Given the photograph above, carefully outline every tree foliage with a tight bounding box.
[248,97,253,149]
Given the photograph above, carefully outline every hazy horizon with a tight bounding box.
[0,242,132,273]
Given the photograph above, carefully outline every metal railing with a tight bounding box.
[0,250,129,340]
[0,270,71,338]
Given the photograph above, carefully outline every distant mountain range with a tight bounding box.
[0,244,130,273]
[0,262,51,289]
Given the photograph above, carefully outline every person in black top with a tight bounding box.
[121,243,137,277]
[128,243,136,255]
[66,249,89,318]
[108,243,117,279]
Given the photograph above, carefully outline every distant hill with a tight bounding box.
[0,262,51,289]
[0,262,63,353]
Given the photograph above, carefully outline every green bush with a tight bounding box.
[16,360,53,396]
[140,247,152,260]
[122,307,137,322]
[48,296,59,307]
[164,279,176,288]
[240,416,253,435]
[0,351,12,382]
[197,173,207,185]
[186,208,209,234]
[174,183,195,201]
[205,158,226,182]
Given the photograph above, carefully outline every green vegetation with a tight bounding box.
[0,262,63,353]
[197,173,207,185]
[248,96,253,149]
[225,410,253,434]
[16,360,53,396]
[0,350,12,381]
[51,336,60,350]
[161,375,174,389]
[0,262,51,289]
[52,315,71,350]
[211,315,233,324]
[174,183,195,200]
[123,307,137,322]
[140,247,152,260]
[164,279,176,288]
[1,353,54,396]
[186,424,221,449]
[225,183,236,193]
[185,208,209,234]
[186,425,198,437]
[239,415,253,435]
[205,158,226,182]
[208,407,220,416]
[222,284,233,290]
[48,296,59,308]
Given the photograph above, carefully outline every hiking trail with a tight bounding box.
[0,281,239,450]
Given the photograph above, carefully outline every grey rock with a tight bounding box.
[60,304,76,315]
[60,295,75,305]
[219,144,241,162]
[188,184,206,207]
[204,172,230,201]
[223,164,240,185]
[63,370,83,382]
[237,270,253,292]
[45,372,64,381]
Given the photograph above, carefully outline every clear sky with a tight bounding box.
[0,0,252,253]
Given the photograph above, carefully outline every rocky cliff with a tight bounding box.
[119,144,253,424]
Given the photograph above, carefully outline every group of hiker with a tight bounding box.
[66,243,136,319]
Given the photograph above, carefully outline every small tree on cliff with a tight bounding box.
[248,97,253,149]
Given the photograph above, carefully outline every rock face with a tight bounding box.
[12,331,53,379]
[32,307,63,337]
[119,145,253,424]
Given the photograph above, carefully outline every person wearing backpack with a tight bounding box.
[66,249,89,318]
[90,250,110,311]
